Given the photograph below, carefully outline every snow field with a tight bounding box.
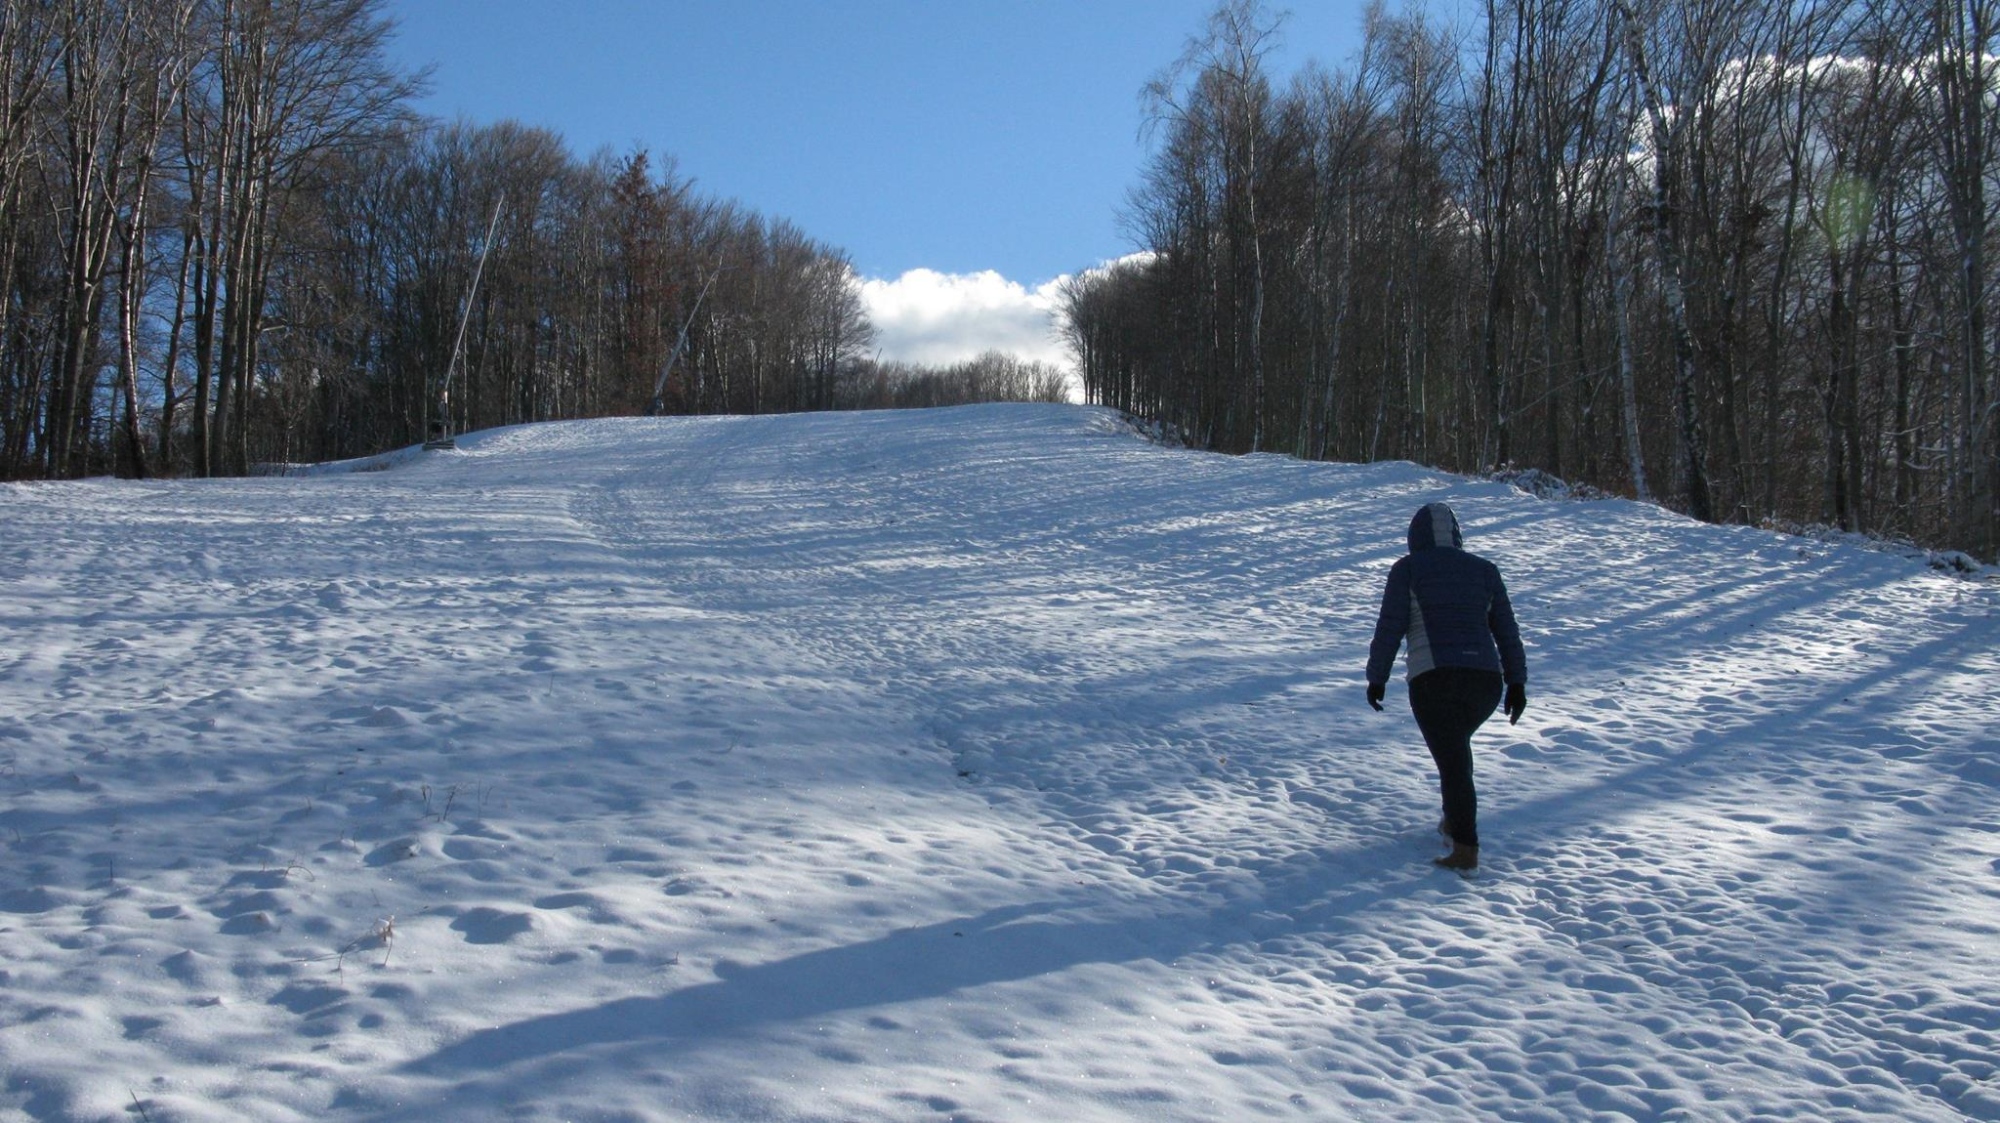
[1,403,1997,1121]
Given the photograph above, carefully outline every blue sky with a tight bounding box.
[382,1,1377,367]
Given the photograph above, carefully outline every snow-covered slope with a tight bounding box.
[2,404,1996,1122]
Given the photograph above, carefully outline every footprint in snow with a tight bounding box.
[269,982,347,1015]
[220,910,280,935]
[121,1016,165,1040]
[450,907,537,944]
[662,876,729,898]
[330,704,411,728]
[0,887,60,914]
[364,838,423,866]
[1289,789,1342,814]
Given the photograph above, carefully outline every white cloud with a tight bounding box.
[860,268,1072,370]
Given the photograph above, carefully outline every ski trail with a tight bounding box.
[2,405,1996,1122]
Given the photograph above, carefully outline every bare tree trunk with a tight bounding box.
[1605,70,1650,503]
[46,0,149,478]
[0,3,60,464]
[1933,0,1999,556]
[1887,227,1917,519]
[1936,0,2000,555]
[183,12,233,479]
[1823,248,1859,529]
[1318,193,1354,461]
[1477,0,1526,469]
[1611,215,1649,500]
[1248,191,1266,452]
[115,227,147,478]
[154,220,196,471]
[109,0,194,479]
[1615,0,1714,522]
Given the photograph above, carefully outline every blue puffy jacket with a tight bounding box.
[1366,503,1528,687]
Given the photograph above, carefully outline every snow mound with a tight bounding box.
[1765,518,1998,579]
[1485,464,1615,501]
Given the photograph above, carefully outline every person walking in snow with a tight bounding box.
[1366,502,1528,871]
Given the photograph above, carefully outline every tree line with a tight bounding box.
[0,0,1062,481]
[1061,0,2000,561]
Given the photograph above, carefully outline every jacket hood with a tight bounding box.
[1408,502,1464,552]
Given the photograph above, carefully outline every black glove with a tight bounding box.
[1505,682,1527,724]
[1366,682,1385,712]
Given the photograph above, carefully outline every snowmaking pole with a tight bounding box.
[429,194,506,450]
[646,253,724,417]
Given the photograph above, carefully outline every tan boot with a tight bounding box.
[1433,843,1478,871]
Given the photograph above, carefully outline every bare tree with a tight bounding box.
[1064,0,1998,560]
[179,0,414,475]
[1613,0,1714,521]
[0,1,61,472]
[1144,0,1286,452]
[1927,0,2000,556]
[109,0,199,478]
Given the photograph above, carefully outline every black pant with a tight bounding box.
[1409,667,1503,849]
